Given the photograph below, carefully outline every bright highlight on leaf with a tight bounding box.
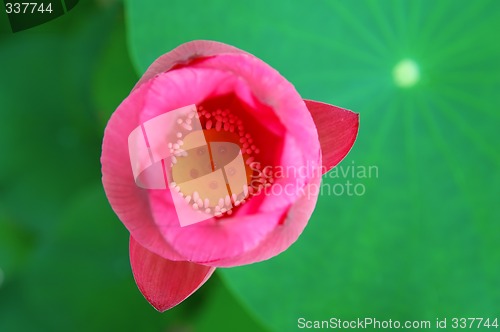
[393,59,420,88]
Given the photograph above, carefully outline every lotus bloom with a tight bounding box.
[101,40,359,311]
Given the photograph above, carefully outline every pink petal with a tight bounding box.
[304,100,359,173]
[150,188,288,264]
[130,236,215,312]
[135,40,249,89]
[211,171,322,267]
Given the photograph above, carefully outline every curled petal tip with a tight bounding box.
[129,236,215,312]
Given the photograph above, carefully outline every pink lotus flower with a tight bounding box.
[101,40,359,311]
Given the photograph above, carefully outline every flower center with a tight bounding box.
[168,106,273,217]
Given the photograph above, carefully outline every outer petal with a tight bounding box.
[304,100,359,173]
[101,77,185,262]
[135,40,249,89]
[130,236,215,312]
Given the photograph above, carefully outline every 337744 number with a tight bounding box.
[451,318,499,329]
[5,2,53,14]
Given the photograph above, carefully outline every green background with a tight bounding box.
[1,0,498,331]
